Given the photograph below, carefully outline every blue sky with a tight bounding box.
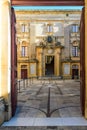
[13,6,83,10]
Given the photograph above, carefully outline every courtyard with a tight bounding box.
[2,79,87,128]
[16,78,81,118]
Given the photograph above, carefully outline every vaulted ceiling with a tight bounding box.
[11,0,84,6]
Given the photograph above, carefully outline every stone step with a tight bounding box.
[2,117,87,126]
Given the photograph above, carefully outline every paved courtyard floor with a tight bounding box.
[2,79,87,128]
[16,79,81,118]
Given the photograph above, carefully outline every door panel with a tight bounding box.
[11,7,17,116]
[21,69,28,79]
[80,7,85,116]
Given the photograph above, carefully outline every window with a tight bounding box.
[21,24,28,32]
[72,46,78,57]
[21,24,25,32]
[47,24,53,32]
[72,25,79,33]
[21,46,28,57]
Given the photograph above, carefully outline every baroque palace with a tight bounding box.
[15,9,81,79]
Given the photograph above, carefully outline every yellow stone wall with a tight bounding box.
[0,0,11,123]
[36,47,43,77]
[16,10,80,79]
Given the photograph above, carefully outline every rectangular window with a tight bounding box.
[72,46,78,57]
[21,24,29,32]
[47,25,53,32]
[21,46,28,57]
[21,24,25,32]
[72,25,79,33]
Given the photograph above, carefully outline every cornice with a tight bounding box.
[15,10,81,15]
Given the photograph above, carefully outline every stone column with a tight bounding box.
[0,0,11,120]
[55,48,61,76]
[36,47,43,77]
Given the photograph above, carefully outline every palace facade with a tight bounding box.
[15,10,81,79]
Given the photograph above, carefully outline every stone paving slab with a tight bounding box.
[1,80,84,128]
[16,80,81,118]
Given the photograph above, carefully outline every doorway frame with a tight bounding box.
[11,0,85,117]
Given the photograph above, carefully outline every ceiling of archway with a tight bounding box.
[11,0,84,6]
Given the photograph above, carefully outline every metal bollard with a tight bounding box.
[26,79,28,87]
[23,79,25,89]
[24,79,26,88]
[18,81,20,92]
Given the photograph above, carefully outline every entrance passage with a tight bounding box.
[45,56,54,76]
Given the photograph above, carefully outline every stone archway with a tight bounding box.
[1,0,87,124]
[11,0,86,118]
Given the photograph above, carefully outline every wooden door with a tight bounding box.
[21,69,28,79]
[11,7,17,116]
[80,7,85,116]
